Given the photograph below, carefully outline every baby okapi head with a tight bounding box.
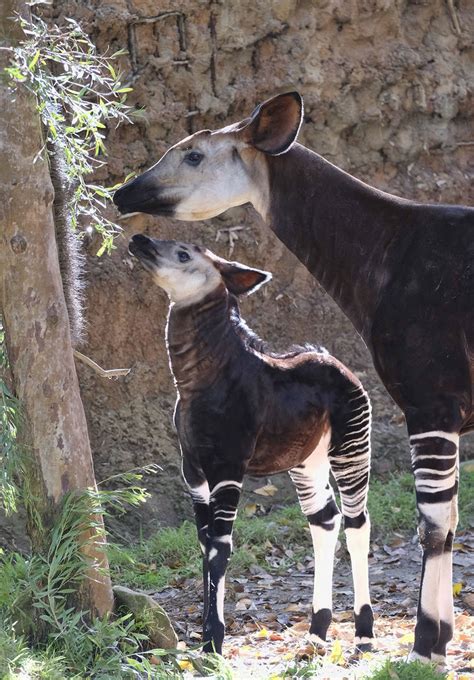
[129,234,271,306]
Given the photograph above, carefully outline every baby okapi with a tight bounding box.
[129,233,374,655]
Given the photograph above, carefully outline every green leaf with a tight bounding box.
[28,49,41,71]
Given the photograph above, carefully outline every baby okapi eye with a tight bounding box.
[177,250,191,263]
[184,151,203,166]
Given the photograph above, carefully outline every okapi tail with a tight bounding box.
[48,142,86,348]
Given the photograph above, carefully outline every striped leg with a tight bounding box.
[432,464,459,669]
[330,385,374,650]
[203,476,243,654]
[289,430,341,646]
[182,467,212,621]
[408,430,459,664]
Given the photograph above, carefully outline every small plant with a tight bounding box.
[0,319,24,516]
[363,659,447,680]
[5,7,135,254]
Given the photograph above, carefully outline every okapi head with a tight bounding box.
[129,234,271,305]
[114,92,303,220]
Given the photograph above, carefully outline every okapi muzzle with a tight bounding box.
[114,172,178,217]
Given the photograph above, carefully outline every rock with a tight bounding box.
[113,585,178,649]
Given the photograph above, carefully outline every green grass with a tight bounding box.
[363,659,447,680]
[0,628,67,680]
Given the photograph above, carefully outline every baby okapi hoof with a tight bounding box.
[354,640,374,654]
[306,632,328,655]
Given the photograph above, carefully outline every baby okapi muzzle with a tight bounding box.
[129,233,374,656]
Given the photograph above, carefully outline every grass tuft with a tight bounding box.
[363,658,447,680]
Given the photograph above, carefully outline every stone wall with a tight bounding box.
[60,0,473,532]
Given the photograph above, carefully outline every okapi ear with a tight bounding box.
[241,92,304,156]
[212,258,272,296]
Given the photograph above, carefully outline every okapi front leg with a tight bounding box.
[182,469,211,621]
[204,477,243,654]
[408,430,459,664]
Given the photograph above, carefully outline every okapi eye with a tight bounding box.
[184,151,203,166]
[178,250,191,263]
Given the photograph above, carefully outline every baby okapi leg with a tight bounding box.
[203,476,243,654]
[408,429,459,664]
[183,470,211,620]
[289,431,341,646]
[330,385,374,651]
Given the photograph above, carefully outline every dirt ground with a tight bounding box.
[154,530,474,678]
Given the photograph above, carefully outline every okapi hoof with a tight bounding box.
[306,632,327,655]
[431,653,447,672]
[354,640,374,654]
[407,649,432,664]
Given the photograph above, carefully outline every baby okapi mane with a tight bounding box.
[48,143,86,347]
[228,297,325,359]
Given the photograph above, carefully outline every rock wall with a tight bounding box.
[58,0,473,532]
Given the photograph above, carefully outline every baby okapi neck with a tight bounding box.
[166,283,237,395]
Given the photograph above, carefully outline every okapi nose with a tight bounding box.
[129,233,157,258]
[131,234,152,247]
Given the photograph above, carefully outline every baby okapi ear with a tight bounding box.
[241,91,303,156]
[212,257,272,296]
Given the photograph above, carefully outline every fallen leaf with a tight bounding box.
[244,503,257,517]
[255,627,270,639]
[453,582,463,597]
[329,639,345,665]
[254,483,279,497]
[177,659,194,671]
[399,631,415,644]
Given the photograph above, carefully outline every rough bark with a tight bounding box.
[0,0,113,619]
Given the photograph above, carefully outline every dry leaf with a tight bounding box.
[453,582,463,596]
[254,483,279,497]
[329,639,345,665]
[244,503,257,517]
[399,631,415,644]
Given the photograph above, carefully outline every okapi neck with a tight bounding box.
[266,144,413,336]
[166,284,236,394]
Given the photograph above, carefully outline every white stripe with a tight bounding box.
[214,534,232,544]
[188,480,210,504]
[414,465,457,476]
[216,576,225,624]
[414,454,457,461]
[410,431,459,445]
[210,480,243,496]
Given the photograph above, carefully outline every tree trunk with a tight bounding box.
[0,0,113,620]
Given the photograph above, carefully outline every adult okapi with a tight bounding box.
[114,92,474,666]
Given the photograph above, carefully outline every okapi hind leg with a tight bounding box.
[289,430,341,647]
[431,481,459,669]
[408,429,459,665]
[329,384,374,651]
